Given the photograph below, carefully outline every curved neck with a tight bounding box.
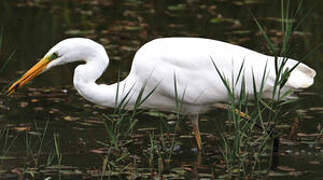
[73,52,119,107]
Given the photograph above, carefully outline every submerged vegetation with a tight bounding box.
[0,0,322,179]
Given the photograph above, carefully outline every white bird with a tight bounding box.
[8,37,316,150]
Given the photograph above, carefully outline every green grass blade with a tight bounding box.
[235,60,245,86]
[258,62,268,98]
[260,99,274,112]
[295,0,303,15]
[126,119,138,135]
[251,70,264,125]
[279,89,294,101]
[211,57,232,95]
[281,0,285,35]
[139,82,159,106]
[173,74,179,110]
[117,83,135,111]
[294,6,313,31]
[0,50,15,73]
[253,16,276,54]
[114,70,121,111]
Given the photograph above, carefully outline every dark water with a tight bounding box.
[0,0,322,179]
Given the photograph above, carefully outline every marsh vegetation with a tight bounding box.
[0,0,322,179]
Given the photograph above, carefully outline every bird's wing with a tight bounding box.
[125,38,315,110]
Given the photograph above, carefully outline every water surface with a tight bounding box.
[0,0,322,179]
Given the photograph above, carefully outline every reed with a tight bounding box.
[215,0,311,177]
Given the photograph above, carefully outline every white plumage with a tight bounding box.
[8,37,316,150]
[43,37,315,112]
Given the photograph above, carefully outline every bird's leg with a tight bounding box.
[190,113,202,151]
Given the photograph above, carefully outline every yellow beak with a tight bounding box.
[8,57,50,95]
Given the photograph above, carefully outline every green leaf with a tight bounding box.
[253,16,276,54]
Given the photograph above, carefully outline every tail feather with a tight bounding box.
[286,62,316,89]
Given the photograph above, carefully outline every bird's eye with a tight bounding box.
[49,52,60,61]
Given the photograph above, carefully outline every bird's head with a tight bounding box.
[7,38,106,95]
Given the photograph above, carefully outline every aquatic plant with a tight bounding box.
[215,0,316,177]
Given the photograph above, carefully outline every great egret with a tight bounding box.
[8,37,316,150]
